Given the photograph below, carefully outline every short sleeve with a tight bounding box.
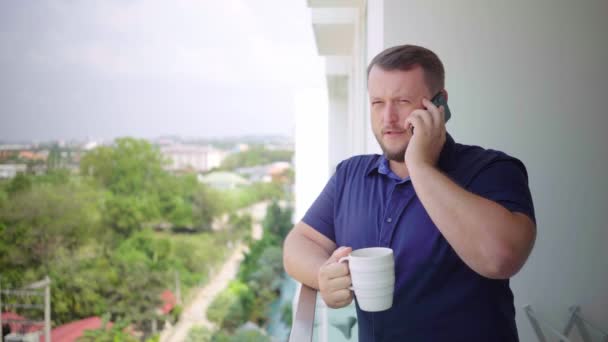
[468,159,536,223]
[302,172,338,242]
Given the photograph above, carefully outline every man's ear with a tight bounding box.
[442,89,448,102]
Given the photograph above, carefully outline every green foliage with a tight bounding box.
[262,200,293,240]
[220,146,292,170]
[228,213,253,238]
[237,234,278,284]
[208,201,293,333]
[281,302,293,327]
[0,136,293,338]
[0,182,101,269]
[226,329,270,342]
[211,328,270,342]
[0,186,7,206]
[170,305,183,324]
[80,138,219,235]
[6,172,32,195]
[219,182,284,212]
[47,145,62,171]
[35,168,71,185]
[79,315,138,342]
[191,184,221,231]
[49,251,114,323]
[105,259,164,329]
[80,138,166,196]
[186,326,213,342]
[207,280,255,332]
[103,193,159,238]
[156,174,197,229]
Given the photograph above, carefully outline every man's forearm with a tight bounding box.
[283,226,334,289]
[409,164,536,279]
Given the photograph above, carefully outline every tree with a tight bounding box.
[50,252,115,324]
[186,327,213,342]
[80,138,169,236]
[207,281,255,332]
[0,182,101,270]
[103,193,159,238]
[81,138,219,233]
[80,138,166,196]
[47,144,62,170]
[106,258,164,332]
[191,184,222,231]
[262,200,292,240]
[5,172,32,195]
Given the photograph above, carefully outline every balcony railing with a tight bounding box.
[289,284,317,342]
[288,283,359,342]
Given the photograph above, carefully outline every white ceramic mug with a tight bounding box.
[338,247,395,312]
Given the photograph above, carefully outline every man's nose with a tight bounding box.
[382,102,399,124]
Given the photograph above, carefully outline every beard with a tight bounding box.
[374,132,407,162]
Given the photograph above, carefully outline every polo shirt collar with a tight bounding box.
[365,133,457,176]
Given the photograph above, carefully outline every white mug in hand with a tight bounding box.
[338,247,395,312]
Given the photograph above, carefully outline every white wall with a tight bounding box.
[294,87,330,221]
[328,75,350,172]
[380,0,608,340]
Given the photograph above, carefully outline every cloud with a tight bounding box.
[0,0,323,141]
[4,0,323,88]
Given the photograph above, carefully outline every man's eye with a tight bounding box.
[399,99,410,103]
[372,101,383,105]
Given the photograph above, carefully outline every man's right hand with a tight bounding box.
[318,246,353,309]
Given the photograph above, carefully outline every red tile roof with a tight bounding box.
[1,312,43,334]
[160,289,176,315]
[40,316,112,342]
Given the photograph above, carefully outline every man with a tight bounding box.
[283,45,536,341]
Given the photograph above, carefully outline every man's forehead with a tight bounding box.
[368,65,429,96]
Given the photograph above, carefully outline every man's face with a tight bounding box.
[368,65,432,162]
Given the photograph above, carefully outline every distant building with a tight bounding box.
[160,144,227,173]
[198,171,250,190]
[235,161,292,183]
[83,141,99,150]
[0,164,27,179]
[0,144,31,151]
[18,150,47,162]
[237,143,250,152]
[235,165,272,183]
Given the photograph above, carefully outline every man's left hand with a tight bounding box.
[404,98,447,170]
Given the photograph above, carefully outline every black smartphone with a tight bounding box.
[430,92,451,123]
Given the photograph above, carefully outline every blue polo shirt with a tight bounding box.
[303,134,535,341]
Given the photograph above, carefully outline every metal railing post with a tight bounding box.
[289,284,317,342]
[44,276,51,342]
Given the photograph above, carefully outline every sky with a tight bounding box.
[0,0,325,142]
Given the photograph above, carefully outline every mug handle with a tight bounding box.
[338,256,354,291]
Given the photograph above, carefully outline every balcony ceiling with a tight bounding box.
[310,8,357,56]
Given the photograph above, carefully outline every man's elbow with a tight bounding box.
[482,254,523,279]
[480,217,536,279]
[481,243,533,279]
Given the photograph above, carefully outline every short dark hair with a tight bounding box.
[367,44,445,94]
